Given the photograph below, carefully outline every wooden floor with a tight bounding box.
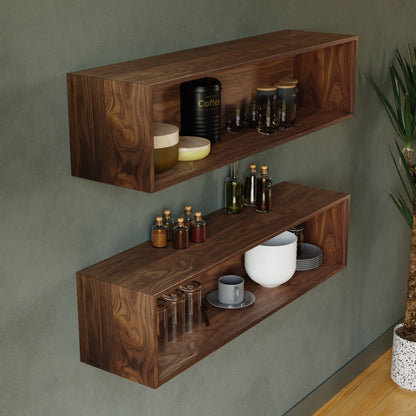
[313,349,416,415]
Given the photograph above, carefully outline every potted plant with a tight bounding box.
[366,46,416,390]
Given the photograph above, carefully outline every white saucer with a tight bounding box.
[206,290,255,309]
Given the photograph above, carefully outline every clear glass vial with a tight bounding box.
[243,164,259,207]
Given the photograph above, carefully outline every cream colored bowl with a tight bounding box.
[244,231,297,288]
[178,136,211,161]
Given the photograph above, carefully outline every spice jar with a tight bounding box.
[162,209,175,241]
[173,217,190,249]
[183,205,194,229]
[190,212,207,243]
[151,216,168,248]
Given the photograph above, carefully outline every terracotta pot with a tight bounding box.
[391,323,416,390]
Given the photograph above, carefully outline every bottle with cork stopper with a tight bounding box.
[173,217,190,249]
[162,209,175,241]
[151,216,168,248]
[190,212,207,243]
[243,163,259,207]
[183,205,194,229]
[256,165,272,213]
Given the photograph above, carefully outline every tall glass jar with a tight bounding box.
[276,80,298,129]
[162,290,185,343]
[224,161,244,214]
[157,299,168,348]
[256,87,280,135]
[256,165,272,213]
[179,281,202,333]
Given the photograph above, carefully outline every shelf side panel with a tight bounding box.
[77,273,113,370]
[68,74,154,192]
[110,285,157,387]
[295,40,357,114]
[304,196,350,265]
[77,274,158,387]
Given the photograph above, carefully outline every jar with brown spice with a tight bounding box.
[173,217,190,249]
[151,216,168,248]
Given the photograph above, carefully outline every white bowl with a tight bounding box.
[244,231,297,288]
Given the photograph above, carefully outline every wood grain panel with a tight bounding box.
[304,199,350,265]
[103,80,153,191]
[70,31,357,86]
[110,286,157,387]
[68,75,105,180]
[76,274,113,371]
[295,41,357,113]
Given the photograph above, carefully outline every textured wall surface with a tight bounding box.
[2,0,415,415]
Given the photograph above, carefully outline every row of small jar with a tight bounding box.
[225,162,272,214]
[151,206,207,248]
[226,78,298,135]
[157,281,202,345]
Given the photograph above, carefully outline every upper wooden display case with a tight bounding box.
[67,30,357,192]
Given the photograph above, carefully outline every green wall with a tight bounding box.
[2,0,414,414]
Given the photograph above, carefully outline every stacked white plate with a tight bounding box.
[296,243,322,271]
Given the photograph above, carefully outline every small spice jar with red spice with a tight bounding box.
[190,212,206,243]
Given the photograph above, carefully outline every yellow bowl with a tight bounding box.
[178,136,211,161]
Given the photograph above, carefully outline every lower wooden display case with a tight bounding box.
[76,182,350,388]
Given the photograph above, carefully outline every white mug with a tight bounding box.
[218,275,244,305]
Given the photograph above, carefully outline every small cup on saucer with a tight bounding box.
[218,275,244,305]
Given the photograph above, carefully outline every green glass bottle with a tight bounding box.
[224,161,244,214]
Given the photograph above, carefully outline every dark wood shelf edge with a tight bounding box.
[77,182,350,296]
[153,109,353,192]
[156,263,346,387]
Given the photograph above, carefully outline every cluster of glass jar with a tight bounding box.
[225,162,272,214]
[225,78,298,135]
[157,280,202,345]
[151,206,207,248]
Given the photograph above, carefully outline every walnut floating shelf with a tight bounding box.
[76,182,350,387]
[67,30,357,193]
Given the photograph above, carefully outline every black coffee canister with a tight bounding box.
[180,77,222,144]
